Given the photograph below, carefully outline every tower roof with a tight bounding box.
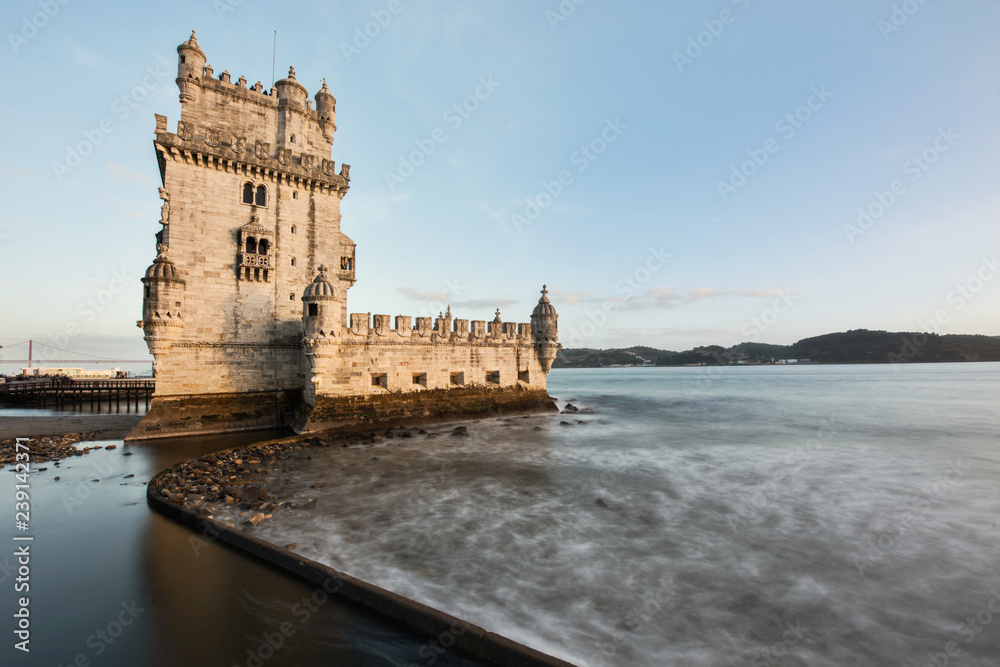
[531,285,557,317]
[144,245,184,283]
[302,265,339,300]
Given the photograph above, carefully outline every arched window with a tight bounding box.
[242,182,253,204]
[245,237,257,254]
[255,185,267,206]
[257,239,269,256]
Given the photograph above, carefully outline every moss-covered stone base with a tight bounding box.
[125,391,302,441]
[301,386,557,434]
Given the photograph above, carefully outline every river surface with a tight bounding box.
[225,363,1000,666]
[0,427,483,666]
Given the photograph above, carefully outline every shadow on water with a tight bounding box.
[0,425,484,667]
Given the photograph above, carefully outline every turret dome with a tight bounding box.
[302,266,338,300]
[531,285,557,317]
[144,247,184,283]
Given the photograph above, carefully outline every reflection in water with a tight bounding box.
[0,425,482,667]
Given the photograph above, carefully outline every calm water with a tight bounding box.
[227,363,1000,666]
[0,427,483,667]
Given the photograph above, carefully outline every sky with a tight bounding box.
[1,0,999,370]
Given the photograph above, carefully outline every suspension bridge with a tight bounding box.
[0,340,152,368]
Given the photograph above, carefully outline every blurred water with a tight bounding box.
[240,363,1000,666]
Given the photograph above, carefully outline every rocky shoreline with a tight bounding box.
[151,409,590,533]
[0,433,124,470]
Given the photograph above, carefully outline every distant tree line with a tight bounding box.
[553,330,1000,368]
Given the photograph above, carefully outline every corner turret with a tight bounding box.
[138,245,186,375]
[315,78,337,143]
[275,66,308,109]
[176,31,206,104]
[531,285,559,374]
[301,266,341,340]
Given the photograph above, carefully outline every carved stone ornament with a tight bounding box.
[278,148,293,165]
[340,164,351,181]
[232,136,247,155]
[301,154,315,170]
[321,158,335,176]
[205,127,221,148]
[254,140,270,160]
[176,121,194,141]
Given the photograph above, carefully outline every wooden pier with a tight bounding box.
[0,379,155,412]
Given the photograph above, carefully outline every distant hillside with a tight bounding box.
[553,346,676,369]
[555,330,1000,368]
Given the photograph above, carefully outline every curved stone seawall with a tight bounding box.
[147,462,576,667]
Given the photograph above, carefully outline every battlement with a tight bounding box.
[332,312,532,344]
[173,31,338,166]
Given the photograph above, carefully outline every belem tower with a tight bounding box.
[128,32,560,440]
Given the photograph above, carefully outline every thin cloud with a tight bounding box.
[106,162,149,185]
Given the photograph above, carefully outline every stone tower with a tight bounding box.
[129,32,560,441]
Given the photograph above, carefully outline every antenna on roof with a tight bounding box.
[271,30,277,88]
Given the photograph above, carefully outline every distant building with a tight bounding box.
[19,367,121,378]
[130,33,560,440]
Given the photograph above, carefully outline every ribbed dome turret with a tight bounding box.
[144,247,184,283]
[302,266,338,300]
[532,285,557,317]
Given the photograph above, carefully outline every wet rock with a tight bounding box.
[562,404,580,413]
[224,496,236,505]
[106,445,117,450]
[418,429,427,435]
[371,436,384,444]
[452,426,470,437]
[560,421,572,426]
[283,543,299,551]
[576,420,589,425]
[532,426,543,431]
[124,452,133,456]
[300,499,318,510]
[595,498,610,509]
[54,476,60,481]
[371,457,379,461]
[124,474,135,479]
[239,486,266,502]
[246,513,269,526]
[401,431,413,438]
